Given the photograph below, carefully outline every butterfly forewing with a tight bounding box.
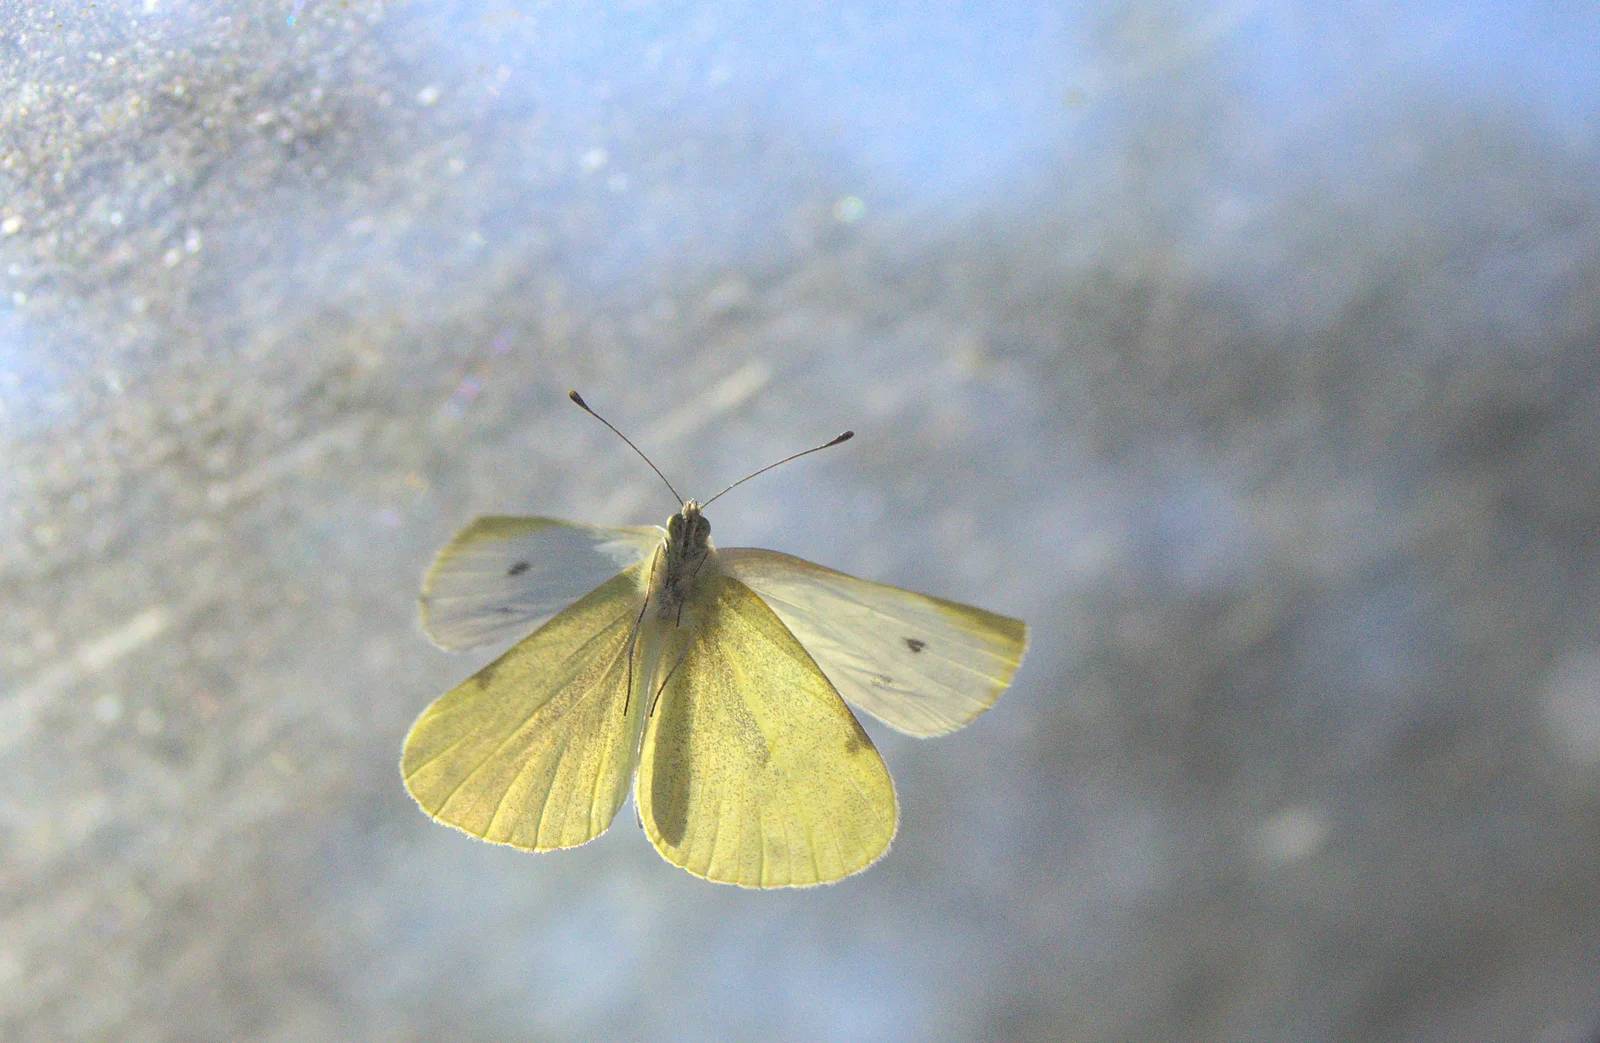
[421,516,663,651]
[718,549,1028,737]
[635,571,898,887]
[403,565,651,850]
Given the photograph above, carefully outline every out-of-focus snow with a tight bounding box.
[3,2,1599,1040]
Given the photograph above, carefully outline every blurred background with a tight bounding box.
[3,1,1599,1040]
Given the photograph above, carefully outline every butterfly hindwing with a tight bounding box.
[718,549,1027,737]
[635,571,898,887]
[421,515,663,651]
[402,566,651,850]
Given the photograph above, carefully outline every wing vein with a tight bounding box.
[586,642,634,829]
[425,597,639,818]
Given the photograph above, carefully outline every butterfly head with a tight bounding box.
[666,500,711,556]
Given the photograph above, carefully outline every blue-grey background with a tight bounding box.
[4,1,1599,1040]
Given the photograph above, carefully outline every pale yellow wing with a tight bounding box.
[421,515,663,651]
[718,548,1027,737]
[402,566,650,850]
[635,572,897,887]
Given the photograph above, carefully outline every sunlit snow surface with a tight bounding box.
[3,2,1599,1040]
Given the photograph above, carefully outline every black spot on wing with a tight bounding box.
[904,637,926,653]
[506,561,531,577]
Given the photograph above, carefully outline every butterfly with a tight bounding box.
[401,391,1028,887]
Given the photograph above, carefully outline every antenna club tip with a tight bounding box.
[833,430,855,445]
[567,390,588,407]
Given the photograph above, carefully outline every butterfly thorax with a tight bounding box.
[653,500,715,620]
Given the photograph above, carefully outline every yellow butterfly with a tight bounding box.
[401,392,1028,887]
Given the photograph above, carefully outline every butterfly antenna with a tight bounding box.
[701,430,854,508]
[568,390,683,506]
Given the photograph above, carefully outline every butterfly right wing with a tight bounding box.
[635,571,897,887]
[421,515,663,651]
[402,565,652,850]
[719,549,1027,738]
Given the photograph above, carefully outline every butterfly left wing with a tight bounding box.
[421,515,663,651]
[403,565,651,850]
[718,548,1027,738]
[634,571,897,887]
